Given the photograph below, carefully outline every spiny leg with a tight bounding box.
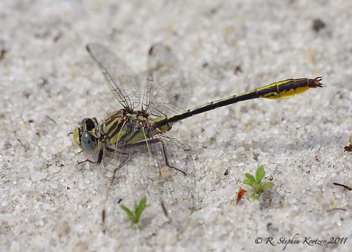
[100,139,186,223]
[77,148,104,165]
[156,138,187,176]
[106,148,131,185]
[145,137,188,218]
[121,138,188,176]
[113,137,187,217]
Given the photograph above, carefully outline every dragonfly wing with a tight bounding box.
[102,123,149,231]
[101,124,197,230]
[86,44,141,110]
[144,129,197,223]
[142,43,189,117]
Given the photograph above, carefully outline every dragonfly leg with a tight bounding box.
[155,138,187,176]
[111,152,130,178]
[77,148,104,165]
[103,140,185,218]
[120,139,188,176]
[103,147,131,184]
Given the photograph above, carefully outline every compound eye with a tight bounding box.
[81,131,97,151]
[80,118,95,131]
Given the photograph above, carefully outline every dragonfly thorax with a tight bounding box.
[99,109,168,146]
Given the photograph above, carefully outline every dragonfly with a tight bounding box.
[73,43,323,225]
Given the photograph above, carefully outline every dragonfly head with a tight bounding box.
[73,118,98,151]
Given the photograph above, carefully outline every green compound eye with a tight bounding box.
[80,131,97,151]
[73,118,96,149]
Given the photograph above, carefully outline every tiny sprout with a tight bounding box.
[243,165,274,200]
[120,196,147,229]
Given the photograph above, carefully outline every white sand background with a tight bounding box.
[1,0,351,251]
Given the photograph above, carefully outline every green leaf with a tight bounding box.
[252,181,261,191]
[251,193,259,200]
[245,173,256,182]
[243,179,253,186]
[262,182,275,190]
[120,205,136,222]
[255,165,265,183]
[134,197,147,223]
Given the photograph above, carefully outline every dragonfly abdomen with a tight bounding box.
[256,77,323,100]
[153,77,323,127]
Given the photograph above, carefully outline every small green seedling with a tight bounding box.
[120,196,147,229]
[243,165,274,200]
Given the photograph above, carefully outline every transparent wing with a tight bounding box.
[145,129,197,224]
[86,44,141,110]
[142,43,189,117]
[102,126,197,231]
[101,123,147,231]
